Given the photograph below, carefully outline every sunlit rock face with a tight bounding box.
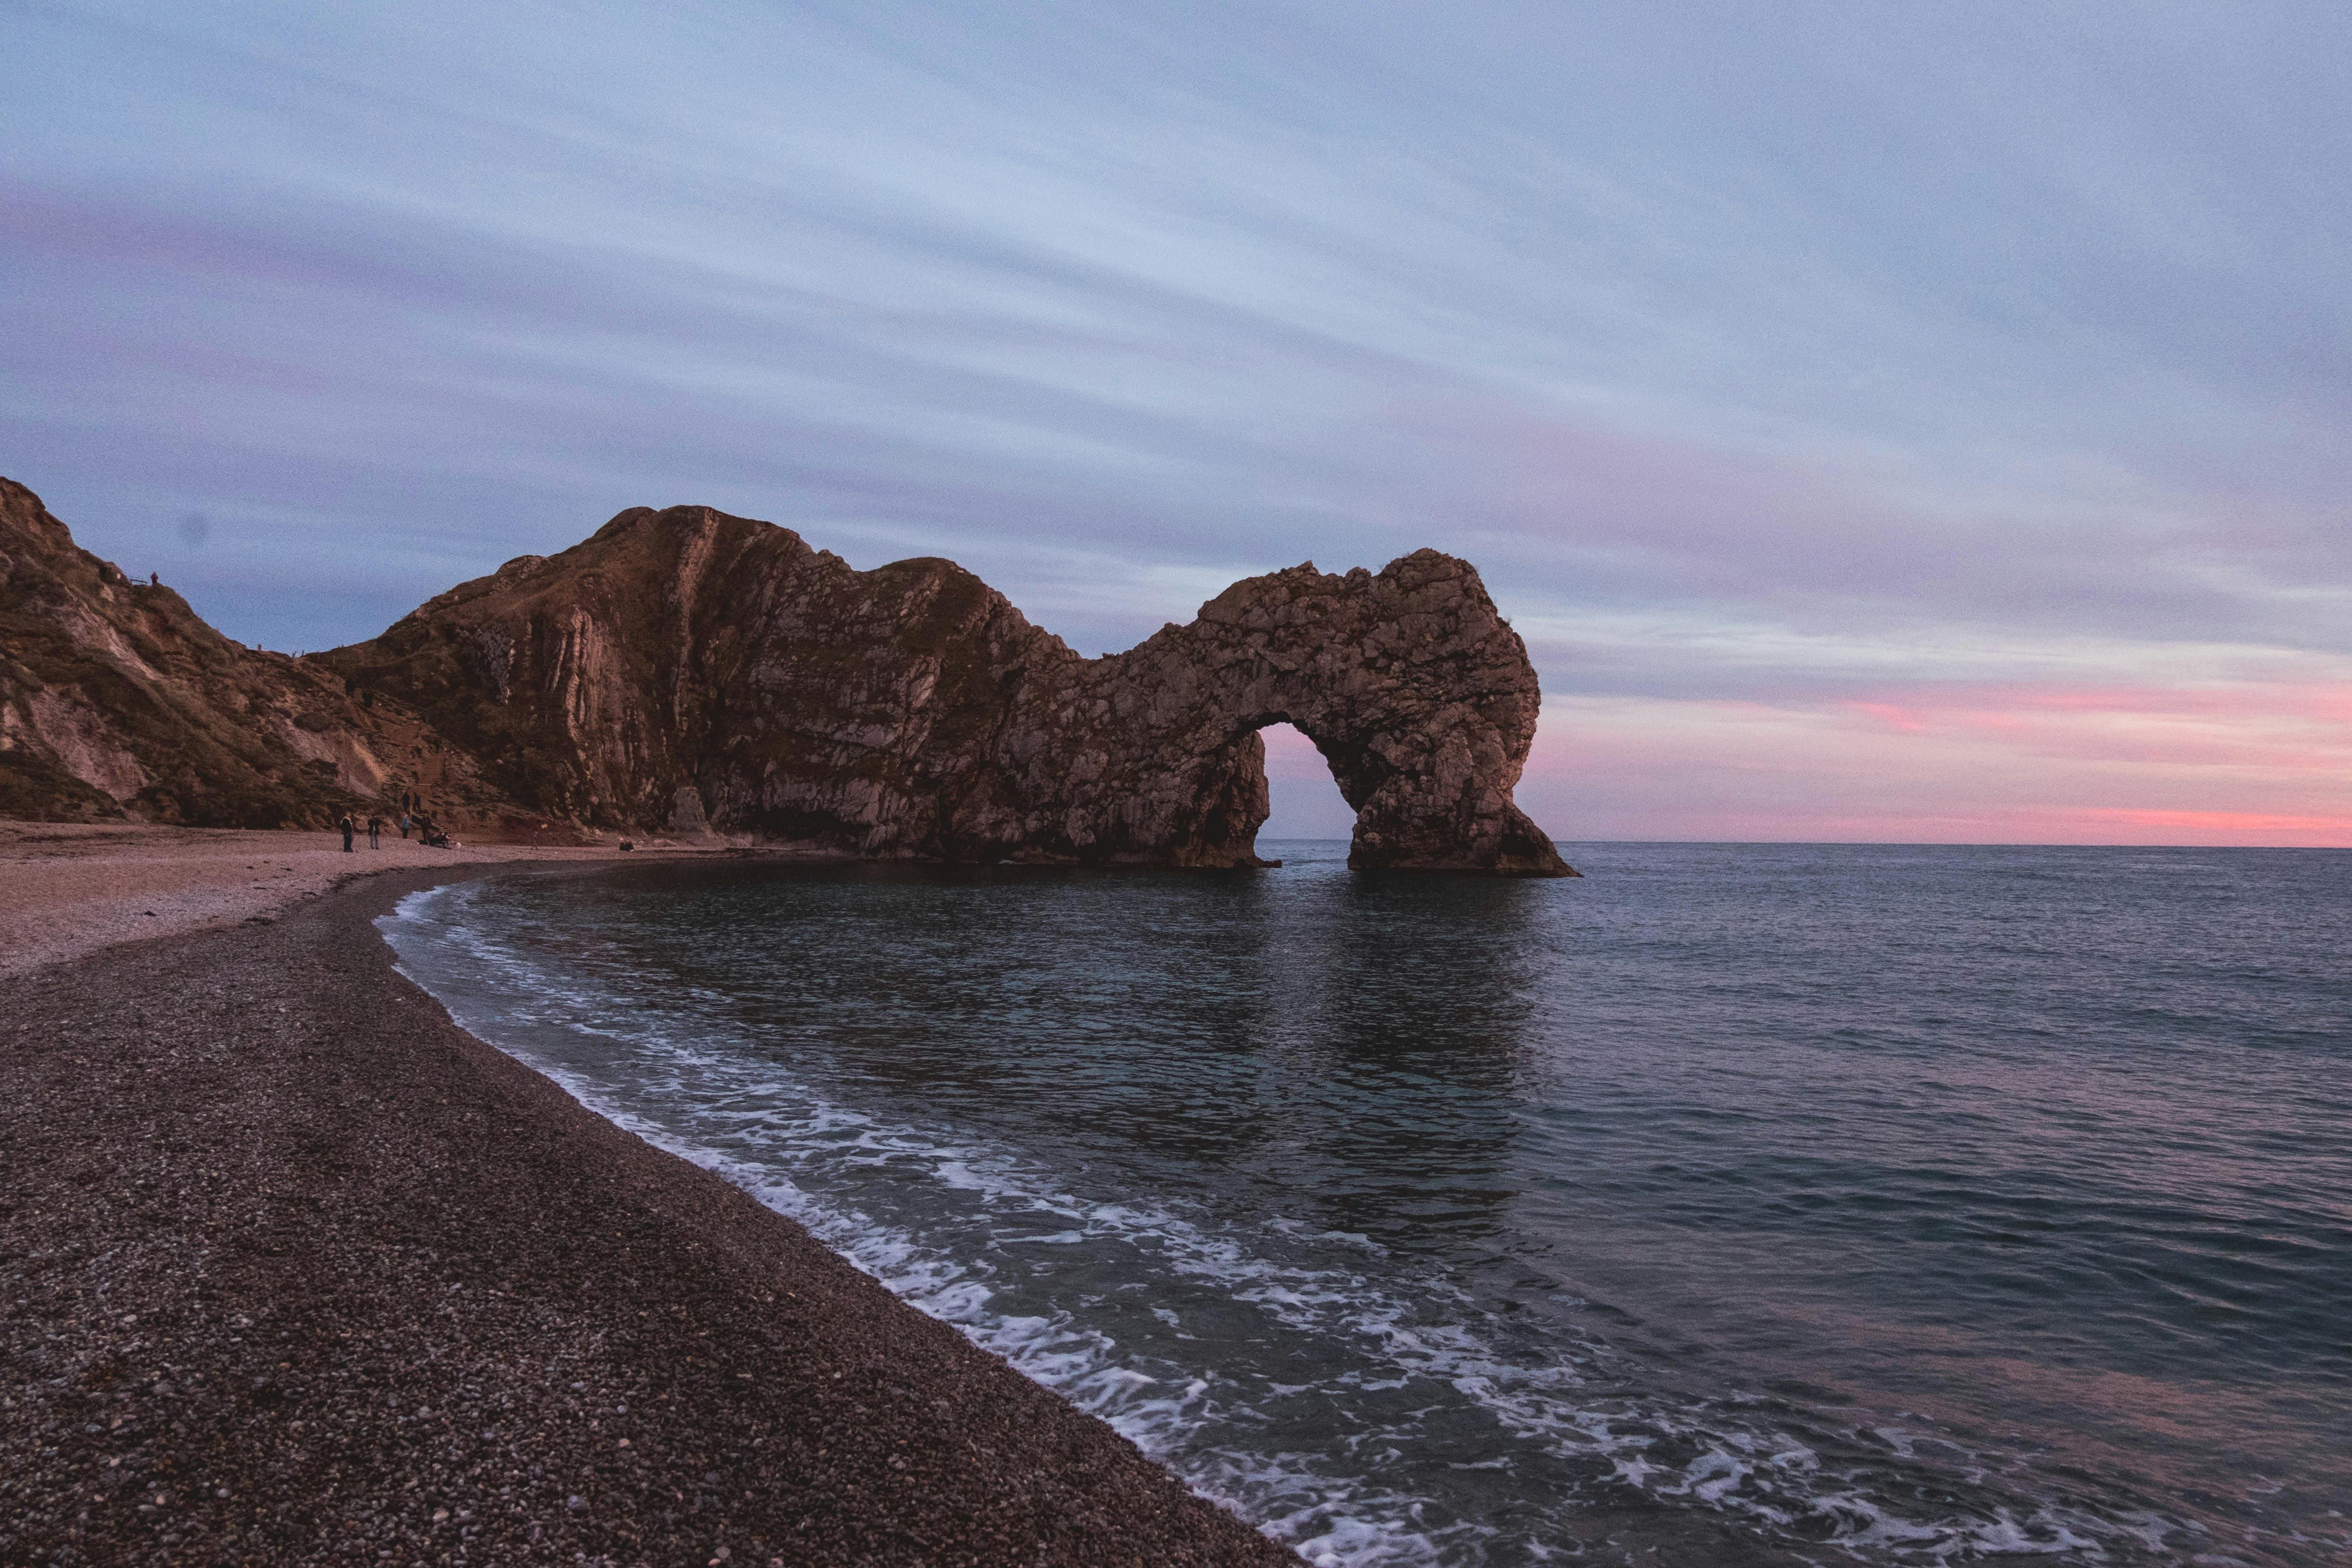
[328,504,1072,850]
[331,503,1572,874]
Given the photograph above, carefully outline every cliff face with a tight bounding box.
[320,505,1072,854]
[2,478,1571,873]
[327,503,1569,874]
[0,478,500,828]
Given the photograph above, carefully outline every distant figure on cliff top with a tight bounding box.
[338,814,355,852]
[366,815,383,849]
[147,571,157,587]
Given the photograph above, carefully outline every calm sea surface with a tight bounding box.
[380,843,2352,1566]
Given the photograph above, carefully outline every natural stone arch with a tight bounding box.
[318,504,1571,874]
[969,551,1574,875]
[1,475,1572,871]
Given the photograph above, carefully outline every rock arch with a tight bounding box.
[970,551,1575,875]
[2,478,1574,871]
[317,505,1572,874]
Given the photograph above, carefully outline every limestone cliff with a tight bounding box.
[0,478,502,828]
[1,478,1572,873]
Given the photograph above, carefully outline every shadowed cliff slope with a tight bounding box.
[0,478,503,828]
[3,479,1571,872]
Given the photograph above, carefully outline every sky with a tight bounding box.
[5,1,2348,844]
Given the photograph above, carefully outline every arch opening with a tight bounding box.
[1256,721,1355,845]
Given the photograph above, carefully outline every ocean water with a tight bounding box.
[379,842,2352,1567]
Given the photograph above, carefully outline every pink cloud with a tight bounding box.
[2085,808,2350,835]
[1849,701,1931,735]
[1515,684,2352,847]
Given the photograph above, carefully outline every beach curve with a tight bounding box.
[0,847,1301,1567]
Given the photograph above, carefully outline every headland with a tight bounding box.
[2,475,1570,876]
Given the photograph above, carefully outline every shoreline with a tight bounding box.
[0,855,1299,1567]
[0,821,744,981]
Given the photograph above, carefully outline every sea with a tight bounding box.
[379,842,2352,1567]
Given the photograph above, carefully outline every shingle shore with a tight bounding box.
[0,863,1301,1568]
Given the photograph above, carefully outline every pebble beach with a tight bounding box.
[0,830,1296,1567]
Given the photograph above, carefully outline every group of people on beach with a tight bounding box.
[337,790,454,852]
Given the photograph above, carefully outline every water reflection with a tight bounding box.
[382,842,2352,1568]
[1255,870,1548,1248]
[562,853,1552,1250]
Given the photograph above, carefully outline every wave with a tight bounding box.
[381,879,2207,1566]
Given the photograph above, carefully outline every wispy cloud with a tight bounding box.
[6,0,2348,839]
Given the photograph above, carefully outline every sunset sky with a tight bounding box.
[7,2,2348,843]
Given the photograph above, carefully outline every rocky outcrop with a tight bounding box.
[3,478,1571,873]
[0,478,499,828]
[328,503,1571,874]
[993,551,1568,872]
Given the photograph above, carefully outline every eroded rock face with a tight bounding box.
[982,552,1568,872]
[1,477,1570,873]
[326,505,1073,852]
[0,478,498,827]
[330,504,1571,874]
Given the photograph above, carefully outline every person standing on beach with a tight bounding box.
[366,815,383,849]
[339,813,355,852]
